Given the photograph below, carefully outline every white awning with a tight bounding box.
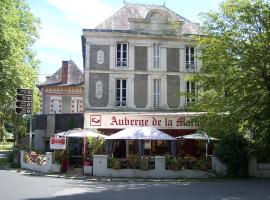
[106,127,176,140]
[176,132,219,141]
[55,128,106,138]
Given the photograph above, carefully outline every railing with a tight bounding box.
[20,150,61,173]
[23,152,46,165]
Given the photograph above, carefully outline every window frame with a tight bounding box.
[153,43,161,69]
[115,79,127,107]
[50,96,62,114]
[186,81,196,105]
[116,42,128,68]
[153,79,161,108]
[185,46,196,70]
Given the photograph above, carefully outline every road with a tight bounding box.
[0,169,270,200]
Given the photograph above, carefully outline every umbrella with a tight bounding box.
[176,132,219,141]
[55,128,106,138]
[106,127,176,140]
[176,131,219,158]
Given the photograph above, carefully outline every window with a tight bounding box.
[50,97,62,114]
[186,81,196,104]
[71,97,83,113]
[153,79,161,108]
[116,79,127,107]
[186,46,195,70]
[153,43,161,68]
[116,43,128,67]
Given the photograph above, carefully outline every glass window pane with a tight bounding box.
[117,44,121,51]
[122,80,126,88]
[123,43,127,51]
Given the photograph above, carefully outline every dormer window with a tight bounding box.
[116,42,128,68]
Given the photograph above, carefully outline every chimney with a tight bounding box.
[61,61,68,83]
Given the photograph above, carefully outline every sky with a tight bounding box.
[26,0,222,83]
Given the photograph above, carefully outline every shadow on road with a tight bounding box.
[26,179,270,200]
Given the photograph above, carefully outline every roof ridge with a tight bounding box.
[124,1,166,7]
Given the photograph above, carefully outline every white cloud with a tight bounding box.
[47,0,114,28]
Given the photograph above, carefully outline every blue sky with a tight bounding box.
[26,0,222,83]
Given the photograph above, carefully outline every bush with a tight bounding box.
[214,132,250,178]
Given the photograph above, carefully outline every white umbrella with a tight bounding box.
[55,128,106,138]
[176,131,219,158]
[106,127,176,140]
[176,132,219,141]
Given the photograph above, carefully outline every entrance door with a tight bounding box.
[68,137,83,167]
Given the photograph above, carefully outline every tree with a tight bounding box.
[191,0,270,156]
[0,0,40,142]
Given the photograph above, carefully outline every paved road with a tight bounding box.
[0,169,270,200]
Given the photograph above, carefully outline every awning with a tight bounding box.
[106,127,176,140]
[176,132,219,141]
[55,128,106,138]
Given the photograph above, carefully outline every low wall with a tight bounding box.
[93,155,215,179]
[20,150,60,173]
[249,156,270,178]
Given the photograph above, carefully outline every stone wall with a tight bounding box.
[93,155,215,178]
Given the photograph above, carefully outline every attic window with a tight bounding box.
[147,10,168,23]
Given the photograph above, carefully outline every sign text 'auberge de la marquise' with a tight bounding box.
[86,113,199,129]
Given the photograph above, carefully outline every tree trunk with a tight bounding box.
[0,120,5,142]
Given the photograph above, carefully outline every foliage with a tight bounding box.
[165,155,179,170]
[252,130,270,162]
[195,158,209,171]
[189,0,270,158]
[87,137,105,155]
[108,156,121,169]
[0,0,40,142]
[215,133,250,177]
[53,150,68,164]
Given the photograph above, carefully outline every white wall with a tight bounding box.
[93,155,214,178]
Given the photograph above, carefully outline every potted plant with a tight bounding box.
[141,157,149,170]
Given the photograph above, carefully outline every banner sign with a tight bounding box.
[84,113,199,130]
[50,137,66,149]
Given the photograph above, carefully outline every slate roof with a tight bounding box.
[38,60,84,87]
[95,3,200,35]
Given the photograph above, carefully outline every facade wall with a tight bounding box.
[135,46,148,71]
[167,75,180,108]
[167,48,180,72]
[90,45,110,70]
[88,73,109,107]
[84,36,199,112]
[41,87,83,114]
[134,74,148,108]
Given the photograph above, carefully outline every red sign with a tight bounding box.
[90,115,101,126]
[50,137,66,149]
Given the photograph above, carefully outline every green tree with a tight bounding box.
[0,0,40,142]
[191,0,270,157]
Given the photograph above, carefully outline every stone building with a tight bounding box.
[38,60,84,114]
[34,60,84,150]
[82,3,201,136]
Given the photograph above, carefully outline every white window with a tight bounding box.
[50,97,62,114]
[116,79,127,107]
[153,43,161,68]
[186,46,196,70]
[71,97,83,113]
[153,79,161,108]
[186,81,196,104]
[116,43,128,68]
